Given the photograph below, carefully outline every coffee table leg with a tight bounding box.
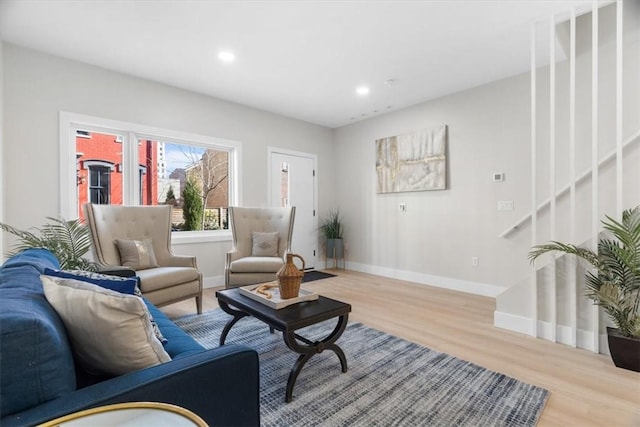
[218,300,249,346]
[283,314,349,402]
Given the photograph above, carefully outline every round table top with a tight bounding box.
[38,402,208,427]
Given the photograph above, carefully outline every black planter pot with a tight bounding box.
[606,327,640,372]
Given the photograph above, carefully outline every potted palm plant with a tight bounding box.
[319,209,344,261]
[528,206,640,372]
[1,217,97,271]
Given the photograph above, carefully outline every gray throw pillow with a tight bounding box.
[252,232,279,257]
[115,238,159,270]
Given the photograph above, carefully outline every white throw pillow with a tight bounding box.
[41,275,171,376]
[115,238,159,270]
[252,232,279,257]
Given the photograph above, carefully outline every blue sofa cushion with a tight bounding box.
[144,302,204,359]
[0,249,77,418]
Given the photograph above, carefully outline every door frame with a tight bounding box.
[267,146,318,268]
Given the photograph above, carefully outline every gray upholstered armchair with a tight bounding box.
[84,203,203,313]
[225,206,296,288]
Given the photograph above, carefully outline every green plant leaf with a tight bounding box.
[528,206,640,338]
[1,217,97,271]
[319,209,343,239]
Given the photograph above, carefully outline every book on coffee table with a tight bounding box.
[238,282,319,309]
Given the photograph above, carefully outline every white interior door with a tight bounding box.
[269,150,316,270]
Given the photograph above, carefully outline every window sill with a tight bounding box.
[171,230,232,245]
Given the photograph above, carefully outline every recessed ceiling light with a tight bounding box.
[356,86,369,96]
[218,51,235,63]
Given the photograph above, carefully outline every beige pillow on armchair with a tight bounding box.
[251,232,279,257]
[115,238,159,270]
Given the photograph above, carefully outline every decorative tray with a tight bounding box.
[238,282,319,309]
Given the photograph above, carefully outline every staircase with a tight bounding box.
[492,1,639,355]
[494,241,610,354]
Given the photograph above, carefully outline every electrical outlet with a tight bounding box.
[471,257,479,267]
[399,203,407,212]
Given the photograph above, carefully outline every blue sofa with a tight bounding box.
[0,249,260,426]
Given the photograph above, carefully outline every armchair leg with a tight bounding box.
[196,294,203,314]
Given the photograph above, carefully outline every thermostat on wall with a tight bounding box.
[493,172,505,182]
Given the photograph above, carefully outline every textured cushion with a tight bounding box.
[135,267,200,292]
[43,268,167,345]
[0,248,61,273]
[0,249,76,418]
[115,238,159,270]
[43,268,138,295]
[251,232,279,257]
[145,301,204,359]
[230,256,284,273]
[41,275,171,376]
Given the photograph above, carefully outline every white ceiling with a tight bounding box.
[0,0,598,128]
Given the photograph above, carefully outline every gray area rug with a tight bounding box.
[174,309,549,426]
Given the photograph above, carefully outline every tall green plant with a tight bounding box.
[182,178,203,231]
[0,217,97,270]
[528,206,640,338]
[320,209,343,239]
[165,185,177,206]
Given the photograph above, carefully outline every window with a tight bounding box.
[61,112,241,237]
[77,134,122,210]
[87,163,113,204]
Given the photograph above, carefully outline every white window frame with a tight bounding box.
[59,111,242,244]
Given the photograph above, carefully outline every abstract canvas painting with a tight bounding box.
[376,125,447,193]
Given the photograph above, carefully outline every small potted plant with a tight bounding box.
[1,217,97,271]
[528,206,639,372]
[319,209,344,261]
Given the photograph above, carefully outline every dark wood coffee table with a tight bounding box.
[215,288,351,402]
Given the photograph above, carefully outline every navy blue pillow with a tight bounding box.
[43,268,138,295]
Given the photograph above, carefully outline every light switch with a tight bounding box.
[497,201,514,211]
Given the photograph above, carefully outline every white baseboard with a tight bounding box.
[346,261,506,298]
[493,311,534,335]
[203,275,225,289]
[493,310,610,355]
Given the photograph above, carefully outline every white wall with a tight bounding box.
[2,2,637,298]
[332,4,639,296]
[1,43,334,284]
[333,74,531,296]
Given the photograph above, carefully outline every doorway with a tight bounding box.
[268,148,317,270]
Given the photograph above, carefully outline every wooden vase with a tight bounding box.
[277,253,305,299]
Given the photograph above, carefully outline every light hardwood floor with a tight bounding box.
[160,270,640,427]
